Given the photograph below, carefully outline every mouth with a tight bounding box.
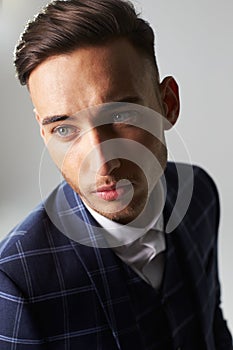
[93,182,133,201]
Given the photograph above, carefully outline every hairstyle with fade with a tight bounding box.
[14,0,160,86]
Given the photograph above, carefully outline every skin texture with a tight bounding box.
[29,38,180,224]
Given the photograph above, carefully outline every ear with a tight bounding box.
[34,108,46,140]
[160,76,180,130]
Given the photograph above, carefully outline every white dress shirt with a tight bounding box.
[84,180,166,289]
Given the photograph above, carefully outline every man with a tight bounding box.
[0,0,232,349]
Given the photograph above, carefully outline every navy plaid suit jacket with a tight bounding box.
[0,162,232,349]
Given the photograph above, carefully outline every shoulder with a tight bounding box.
[0,183,81,299]
[165,161,219,204]
[0,202,48,258]
[165,162,220,235]
[0,182,72,268]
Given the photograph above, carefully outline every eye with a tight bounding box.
[52,125,79,139]
[112,110,140,124]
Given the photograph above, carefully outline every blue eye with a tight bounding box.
[53,125,79,139]
[112,110,140,124]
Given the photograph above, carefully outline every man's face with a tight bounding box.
[29,39,178,224]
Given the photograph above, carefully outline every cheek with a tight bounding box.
[46,139,88,178]
[148,135,167,170]
[135,131,167,179]
[62,146,90,178]
[131,128,166,154]
[149,135,166,155]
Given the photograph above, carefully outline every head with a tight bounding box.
[14,0,180,224]
[15,0,159,86]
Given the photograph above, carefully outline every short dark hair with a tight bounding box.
[14,0,159,85]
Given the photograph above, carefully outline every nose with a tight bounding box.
[87,126,121,176]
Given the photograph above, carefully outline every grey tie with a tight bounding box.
[113,229,165,290]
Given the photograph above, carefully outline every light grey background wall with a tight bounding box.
[1,0,233,332]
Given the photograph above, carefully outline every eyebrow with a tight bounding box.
[118,96,142,104]
[42,115,71,126]
[41,96,142,126]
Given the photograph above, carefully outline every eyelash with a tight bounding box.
[52,125,80,140]
[112,110,140,124]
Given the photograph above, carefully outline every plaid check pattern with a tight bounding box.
[0,162,232,349]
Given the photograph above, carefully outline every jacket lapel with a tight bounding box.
[48,181,142,349]
[71,241,143,349]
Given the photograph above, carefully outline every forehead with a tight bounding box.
[28,39,156,117]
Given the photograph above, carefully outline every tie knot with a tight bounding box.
[113,229,165,270]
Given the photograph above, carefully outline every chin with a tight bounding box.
[95,199,147,224]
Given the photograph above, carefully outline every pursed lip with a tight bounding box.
[94,181,133,193]
[95,183,118,192]
[92,182,134,201]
